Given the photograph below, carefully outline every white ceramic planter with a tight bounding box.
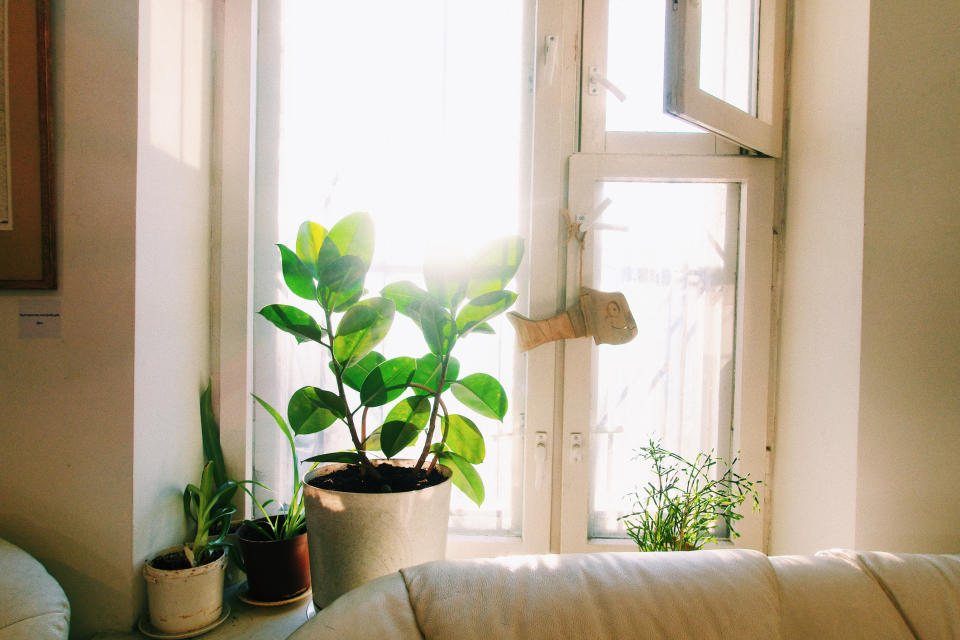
[303,459,452,608]
[142,545,226,634]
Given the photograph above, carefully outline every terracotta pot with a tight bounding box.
[143,545,226,634]
[303,459,452,608]
[237,515,311,602]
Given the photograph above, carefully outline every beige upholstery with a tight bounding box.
[770,554,913,640]
[400,550,779,640]
[0,538,70,640]
[822,550,960,640]
[288,548,958,640]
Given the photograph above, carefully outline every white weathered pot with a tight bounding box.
[303,459,452,608]
[142,545,226,634]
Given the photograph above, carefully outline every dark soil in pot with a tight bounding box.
[237,515,310,602]
[307,462,447,493]
[150,547,223,571]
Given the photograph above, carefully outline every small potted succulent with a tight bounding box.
[256,212,522,607]
[619,439,760,551]
[233,395,311,604]
[141,460,237,635]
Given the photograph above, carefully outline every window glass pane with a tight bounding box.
[254,0,530,537]
[606,0,700,133]
[699,0,759,115]
[587,181,740,538]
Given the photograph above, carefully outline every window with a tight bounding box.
[229,0,781,556]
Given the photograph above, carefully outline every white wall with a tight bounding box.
[772,0,960,554]
[132,0,215,605]
[0,1,216,637]
[0,1,140,635]
[771,0,871,554]
[854,0,960,552]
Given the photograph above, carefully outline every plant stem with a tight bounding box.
[416,355,449,470]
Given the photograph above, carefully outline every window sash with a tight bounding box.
[559,153,774,553]
[664,0,786,157]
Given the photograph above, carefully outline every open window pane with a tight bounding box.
[254,0,531,538]
[699,0,759,116]
[586,181,740,538]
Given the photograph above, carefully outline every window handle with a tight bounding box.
[569,432,584,463]
[534,431,548,489]
[588,67,627,102]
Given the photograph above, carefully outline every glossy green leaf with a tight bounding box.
[199,382,228,489]
[360,357,417,407]
[332,351,385,392]
[287,386,347,435]
[327,212,375,268]
[456,290,518,335]
[411,354,460,396]
[470,322,495,335]
[259,304,326,344]
[418,298,454,356]
[436,451,485,506]
[278,244,317,300]
[465,236,525,299]
[318,255,366,312]
[295,221,328,276]
[424,258,468,310]
[381,281,429,322]
[303,451,362,464]
[380,396,432,458]
[443,414,485,464]
[450,373,508,421]
[333,297,395,368]
[362,427,382,452]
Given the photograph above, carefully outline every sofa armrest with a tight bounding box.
[0,538,70,640]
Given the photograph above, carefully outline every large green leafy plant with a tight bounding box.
[619,440,760,552]
[256,212,523,505]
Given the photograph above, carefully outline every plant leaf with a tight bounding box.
[333,297,395,368]
[470,322,495,335]
[424,258,468,310]
[465,236,525,299]
[418,298,454,356]
[411,354,460,396]
[380,396,432,458]
[456,290,517,335]
[450,373,508,421]
[360,357,417,407]
[443,414,485,464]
[317,255,366,312]
[381,281,429,323]
[199,381,228,488]
[436,451,485,506]
[278,244,317,300]
[333,351,385,392]
[303,451,362,464]
[295,221,328,276]
[327,212,375,268]
[287,386,347,435]
[259,304,327,344]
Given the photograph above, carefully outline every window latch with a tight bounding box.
[588,67,627,102]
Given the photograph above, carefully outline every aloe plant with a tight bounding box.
[257,212,523,505]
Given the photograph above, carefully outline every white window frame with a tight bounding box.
[559,153,775,553]
[664,0,787,157]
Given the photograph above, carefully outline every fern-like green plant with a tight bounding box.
[619,440,760,551]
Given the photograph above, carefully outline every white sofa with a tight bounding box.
[0,537,70,640]
[288,548,959,639]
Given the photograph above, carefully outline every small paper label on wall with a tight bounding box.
[19,298,61,339]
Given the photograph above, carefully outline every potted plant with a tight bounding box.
[141,460,237,636]
[619,439,760,551]
[256,212,522,607]
[233,395,311,604]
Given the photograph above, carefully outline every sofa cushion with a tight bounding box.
[770,553,914,640]
[825,550,960,640]
[0,538,70,640]
[399,549,781,640]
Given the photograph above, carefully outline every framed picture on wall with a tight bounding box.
[0,0,55,289]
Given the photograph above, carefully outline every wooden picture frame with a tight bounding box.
[0,0,55,289]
